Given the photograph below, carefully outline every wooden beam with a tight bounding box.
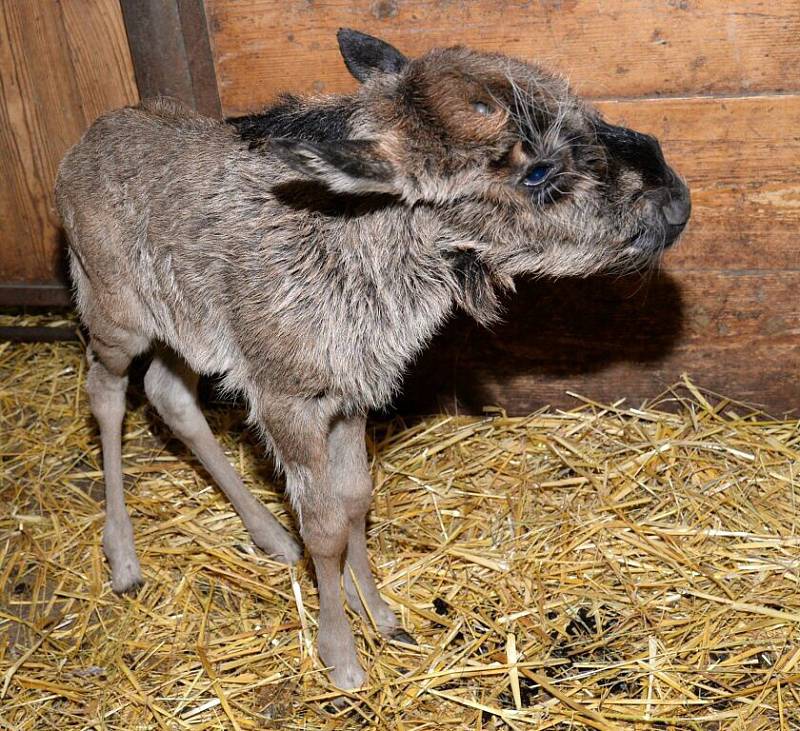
[0,283,71,307]
[176,0,222,118]
[120,0,221,118]
[0,326,77,342]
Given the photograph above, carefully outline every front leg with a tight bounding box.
[259,398,366,690]
[328,416,413,643]
[303,503,366,690]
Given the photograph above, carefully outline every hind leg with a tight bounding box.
[85,331,148,594]
[144,351,301,563]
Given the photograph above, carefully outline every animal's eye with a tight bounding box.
[522,164,553,187]
[471,101,492,116]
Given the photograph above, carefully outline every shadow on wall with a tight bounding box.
[395,271,684,414]
[55,230,71,281]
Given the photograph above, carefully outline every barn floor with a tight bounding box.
[1,314,799,730]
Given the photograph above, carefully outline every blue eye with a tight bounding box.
[523,164,552,187]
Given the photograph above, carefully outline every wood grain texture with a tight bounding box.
[0,0,138,284]
[3,2,797,412]
[206,0,800,116]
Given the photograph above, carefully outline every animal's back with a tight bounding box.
[55,98,249,373]
[57,97,222,212]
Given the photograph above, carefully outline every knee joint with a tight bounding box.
[86,366,127,424]
[344,473,373,520]
[300,510,349,558]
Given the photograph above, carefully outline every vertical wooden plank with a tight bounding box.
[120,0,221,117]
[0,0,139,295]
[60,0,140,124]
[0,2,84,281]
[177,0,222,118]
[120,0,193,103]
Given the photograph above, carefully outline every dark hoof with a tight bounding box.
[388,629,418,646]
[115,579,143,596]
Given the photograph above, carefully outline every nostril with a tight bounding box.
[662,193,691,226]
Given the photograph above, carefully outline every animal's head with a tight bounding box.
[273,29,690,284]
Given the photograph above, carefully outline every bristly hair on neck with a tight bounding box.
[227,94,354,149]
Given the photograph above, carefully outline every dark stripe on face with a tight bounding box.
[593,118,669,186]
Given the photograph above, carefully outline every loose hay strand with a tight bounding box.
[1,317,799,728]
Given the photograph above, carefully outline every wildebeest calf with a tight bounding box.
[55,30,690,688]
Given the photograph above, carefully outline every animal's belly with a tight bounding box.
[138,289,241,377]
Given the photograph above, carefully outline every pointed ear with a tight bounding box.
[337,28,408,82]
[271,138,398,195]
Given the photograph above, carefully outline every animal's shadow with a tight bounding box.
[394,270,684,414]
[127,270,683,425]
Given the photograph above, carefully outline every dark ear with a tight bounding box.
[337,28,408,82]
[270,138,398,195]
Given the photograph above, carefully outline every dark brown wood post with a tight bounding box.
[120,0,221,118]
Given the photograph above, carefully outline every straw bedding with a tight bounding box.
[1,313,799,730]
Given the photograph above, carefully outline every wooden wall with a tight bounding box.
[202,0,800,415]
[2,1,798,415]
[0,0,138,304]
[206,1,797,112]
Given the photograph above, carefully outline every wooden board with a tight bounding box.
[2,1,797,414]
[120,0,221,118]
[206,0,800,116]
[0,0,138,287]
[398,270,800,417]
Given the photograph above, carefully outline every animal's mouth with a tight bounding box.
[623,217,687,256]
[664,220,688,247]
[621,229,654,253]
